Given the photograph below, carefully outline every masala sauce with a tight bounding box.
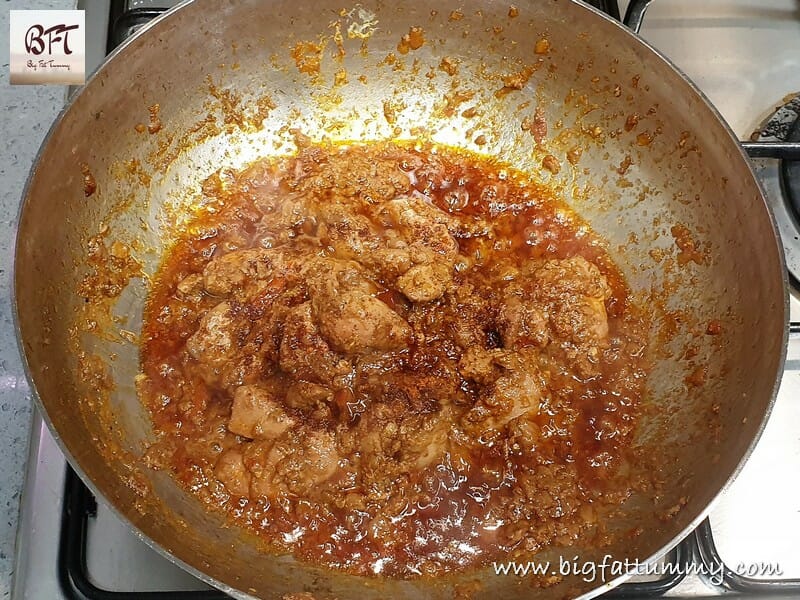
[139,141,649,577]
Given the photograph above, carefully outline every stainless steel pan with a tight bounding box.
[13,0,788,598]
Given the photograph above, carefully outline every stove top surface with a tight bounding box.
[12,1,800,598]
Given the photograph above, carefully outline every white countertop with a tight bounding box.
[0,2,72,596]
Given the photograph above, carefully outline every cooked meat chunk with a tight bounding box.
[408,408,454,469]
[356,402,453,473]
[367,245,413,278]
[203,248,285,296]
[458,347,506,385]
[249,430,341,497]
[279,302,351,384]
[463,352,544,437]
[355,403,405,467]
[316,192,458,304]
[257,195,311,244]
[175,273,204,298]
[185,302,241,372]
[228,384,296,440]
[500,257,611,349]
[285,381,334,421]
[296,430,341,487]
[396,263,450,303]
[285,381,333,411]
[530,257,611,345]
[491,363,543,423]
[304,257,376,297]
[318,203,381,260]
[214,449,251,496]
[449,281,493,348]
[294,144,411,202]
[306,258,412,354]
[182,301,275,388]
[379,195,458,260]
[498,294,550,349]
[243,440,285,498]
[373,195,458,301]
[317,290,411,354]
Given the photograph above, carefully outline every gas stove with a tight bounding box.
[11,1,800,598]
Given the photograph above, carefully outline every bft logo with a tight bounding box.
[25,23,80,56]
[10,10,85,85]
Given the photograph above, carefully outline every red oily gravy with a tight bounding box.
[138,140,651,578]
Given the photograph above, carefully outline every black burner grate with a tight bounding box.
[59,468,230,600]
[57,1,800,598]
[694,519,800,595]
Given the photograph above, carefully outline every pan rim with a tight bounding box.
[566,1,790,597]
[10,0,790,598]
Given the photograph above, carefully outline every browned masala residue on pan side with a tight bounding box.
[397,26,425,54]
[291,40,325,77]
